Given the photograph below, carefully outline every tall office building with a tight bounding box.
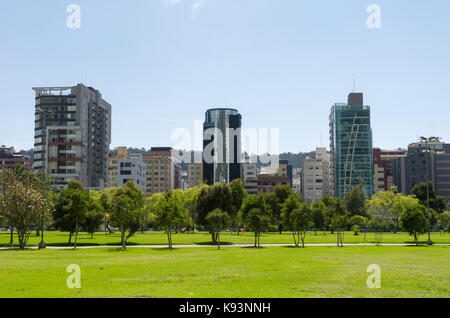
[33,84,111,188]
[302,147,331,202]
[329,93,373,198]
[203,108,242,185]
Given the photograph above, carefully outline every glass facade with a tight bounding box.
[330,100,373,198]
[203,108,241,184]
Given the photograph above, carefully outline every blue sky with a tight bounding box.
[0,0,449,153]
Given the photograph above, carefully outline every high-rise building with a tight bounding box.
[302,147,331,202]
[203,108,242,185]
[33,84,111,188]
[329,92,373,198]
[143,147,181,195]
[0,145,33,171]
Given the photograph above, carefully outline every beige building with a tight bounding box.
[143,147,181,195]
[241,162,258,195]
[187,163,203,188]
[302,147,330,202]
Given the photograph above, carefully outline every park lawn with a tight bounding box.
[1,230,450,247]
[0,245,448,298]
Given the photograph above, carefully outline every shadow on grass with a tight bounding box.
[241,246,267,249]
[194,241,233,246]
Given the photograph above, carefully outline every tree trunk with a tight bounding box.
[122,230,126,249]
[74,222,79,250]
[254,232,257,247]
[36,229,40,237]
[218,232,221,250]
[9,228,13,244]
[301,230,305,248]
[68,231,73,244]
[292,232,297,246]
[166,230,171,249]
[278,224,282,235]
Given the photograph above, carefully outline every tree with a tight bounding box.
[349,215,367,235]
[322,197,347,233]
[109,180,145,249]
[344,184,367,216]
[365,190,396,232]
[182,184,208,233]
[310,201,326,235]
[205,208,232,250]
[228,179,247,234]
[400,205,428,245]
[197,183,233,243]
[151,191,188,249]
[0,165,54,244]
[330,214,348,247]
[412,182,447,213]
[54,180,90,248]
[437,213,450,233]
[289,205,313,247]
[280,194,302,228]
[99,188,115,233]
[245,208,270,248]
[83,191,106,239]
[266,185,294,233]
[0,172,51,249]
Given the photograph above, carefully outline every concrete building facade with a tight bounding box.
[241,162,258,195]
[33,84,111,188]
[0,146,33,171]
[302,147,330,202]
[143,147,181,195]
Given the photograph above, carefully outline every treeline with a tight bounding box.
[1,166,449,250]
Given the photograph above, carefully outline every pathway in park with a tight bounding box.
[1,242,449,250]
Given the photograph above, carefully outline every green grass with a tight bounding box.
[0,245,448,298]
[1,230,450,247]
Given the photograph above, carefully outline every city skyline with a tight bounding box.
[1,1,449,152]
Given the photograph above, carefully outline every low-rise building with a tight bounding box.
[187,163,203,188]
[241,162,258,195]
[257,174,290,194]
[0,145,33,170]
[109,147,146,191]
